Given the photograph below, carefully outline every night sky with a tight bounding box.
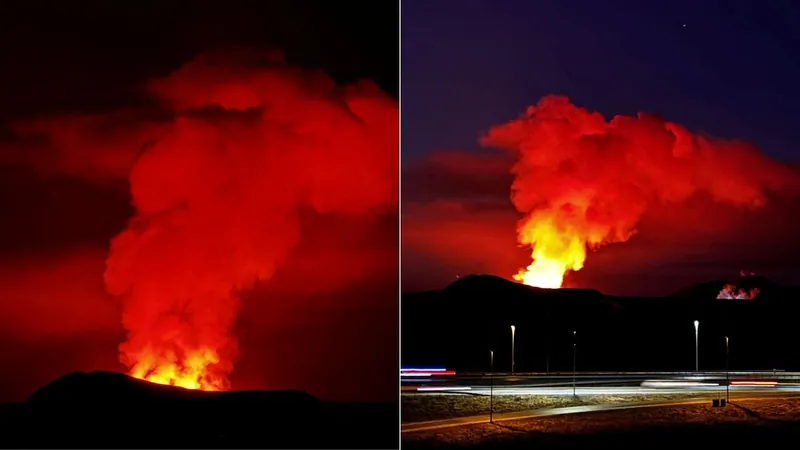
[0,0,398,403]
[402,0,800,294]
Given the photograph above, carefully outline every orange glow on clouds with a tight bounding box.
[482,95,797,289]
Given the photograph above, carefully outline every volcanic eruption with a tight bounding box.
[717,284,760,300]
[717,270,761,300]
[480,95,796,289]
[16,50,401,391]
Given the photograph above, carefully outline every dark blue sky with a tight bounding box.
[402,0,800,163]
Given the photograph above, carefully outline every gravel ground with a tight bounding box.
[402,392,713,422]
[403,397,800,449]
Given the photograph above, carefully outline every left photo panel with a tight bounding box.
[0,1,398,448]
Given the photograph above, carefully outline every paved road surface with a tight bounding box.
[401,393,799,433]
[402,371,800,432]
[417,385,800,396]
[402,371,800,394]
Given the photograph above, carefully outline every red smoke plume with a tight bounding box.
[105,50,396,390]
[481,95,796,289]
[3,49,398,391]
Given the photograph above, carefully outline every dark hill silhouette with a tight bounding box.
[445,274,604,302]
[402,274,800,373]
[0,371,396,448]
[669,274,786,299]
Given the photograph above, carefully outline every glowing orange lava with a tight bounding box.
[512,212,590,289]
[128,347,227,391]
[513,258,570,289]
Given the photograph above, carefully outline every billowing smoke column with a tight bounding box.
[103,50,397,390]
[481,95,795,289]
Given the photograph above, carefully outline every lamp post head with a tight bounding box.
[694,320,699,331]
[511,325,515,333]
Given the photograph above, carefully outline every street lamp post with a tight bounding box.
[725,336,730,403]
[694,320,699,372]
[489,350,494,423]
[572,330,577,396]
[511,325,516,374]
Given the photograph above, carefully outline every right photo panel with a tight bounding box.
[401,1,800,448]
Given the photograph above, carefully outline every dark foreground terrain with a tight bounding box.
[0,371,397,448]
[403,274,800,372]
[402,397,800,449]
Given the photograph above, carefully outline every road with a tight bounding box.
[401,371,800,432]
[402,370,800,394]
[401,395,797,433]
[421,384,800,395]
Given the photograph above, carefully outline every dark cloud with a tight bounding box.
[402,151,525,292]
[0,165,131,257]
[0,0,398,121]
[402,150,513,203]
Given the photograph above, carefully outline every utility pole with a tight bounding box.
[694,320,699,372]
[511,325,516,374]
[572,330,577,396]
[725,336,730,403]
[489,350,494,423]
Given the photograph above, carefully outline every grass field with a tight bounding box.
[402,392,717,422]
[403,397,800,449]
